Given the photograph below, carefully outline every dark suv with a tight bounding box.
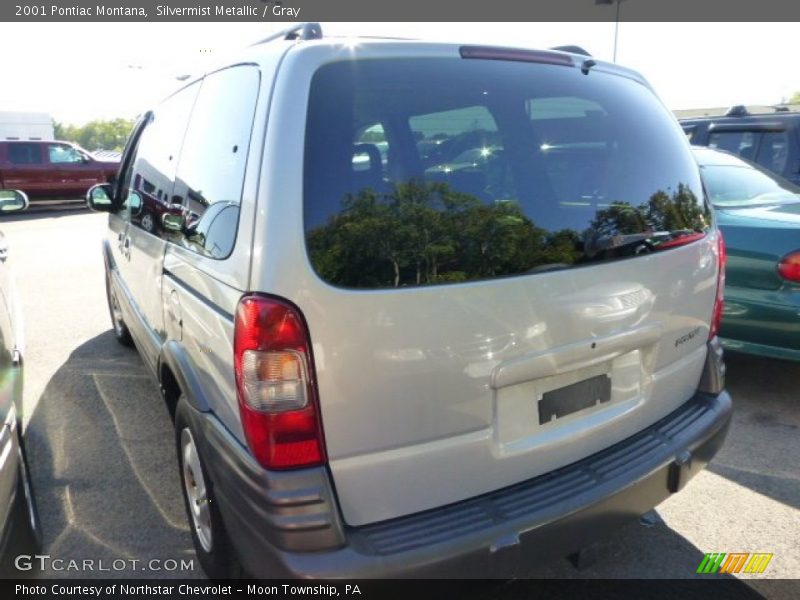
[680,106,800,185]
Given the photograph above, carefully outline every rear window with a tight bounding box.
[7,143,42,165]
[304,57,707,289]
[708,130,758,160]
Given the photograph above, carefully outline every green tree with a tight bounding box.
[306,181,582,288]
[53,118,135,152]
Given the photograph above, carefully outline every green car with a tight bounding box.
[694,146,800,361]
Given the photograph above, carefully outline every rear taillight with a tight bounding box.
[778,250,800,283]
[234,295,325,470]
[709,231,727,340]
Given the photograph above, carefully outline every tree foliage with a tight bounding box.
[53,118,134,152]
[308,180,580,288]
[308,181,707,289]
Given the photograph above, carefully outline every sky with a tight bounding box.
[1,22,799,125]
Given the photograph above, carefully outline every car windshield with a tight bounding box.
[304,57,707,289]
[700,164,800,208]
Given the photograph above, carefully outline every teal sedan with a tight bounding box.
[694,146,800,361]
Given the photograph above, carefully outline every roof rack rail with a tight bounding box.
[550,45,592,57]
[252,22,322,46]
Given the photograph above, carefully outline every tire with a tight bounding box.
[175,397,242,579]
[105,273,133,347]
[139,210,156,234]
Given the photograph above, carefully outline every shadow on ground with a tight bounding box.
[2,203,88,224]
[13,330,798,589]
[708,352,800,511]
[22,330,199,578]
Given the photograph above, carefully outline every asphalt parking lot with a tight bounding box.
[1,206,798,592]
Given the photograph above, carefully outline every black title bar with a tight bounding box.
[4,0,800,22]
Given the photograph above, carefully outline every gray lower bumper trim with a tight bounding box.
[209,390,732,578]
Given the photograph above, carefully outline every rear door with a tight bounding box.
[1,142,49,197]
[161,65,262,437]
[259,47,721,527]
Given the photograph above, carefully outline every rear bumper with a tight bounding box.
[195,389,732,579]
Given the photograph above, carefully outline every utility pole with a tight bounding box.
[596,0,626,63]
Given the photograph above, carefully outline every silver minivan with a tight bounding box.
[88,24,732,578]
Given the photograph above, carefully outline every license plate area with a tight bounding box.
[538,374,611,425]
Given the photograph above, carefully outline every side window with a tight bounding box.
[48,144,83,164]
[171,65,260,259]
[8,143,42,165]
[708,130,758,161]
[118,82,200,231]
[755,131,789,174]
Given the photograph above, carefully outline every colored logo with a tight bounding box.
[696,552,773,574]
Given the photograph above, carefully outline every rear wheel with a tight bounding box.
[175,397,242,579]
[105,274,133,347]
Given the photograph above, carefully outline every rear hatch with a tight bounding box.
[260,43,720,527]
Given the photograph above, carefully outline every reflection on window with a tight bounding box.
[170,65,260,259]
[755,131,789,174]
[304,58,709,289]
[708,131,757,161]
[701,163,800,207]
[180,202,240,259]
[120,82,200,234]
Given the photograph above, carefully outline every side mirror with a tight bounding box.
[162,213,185,233]
[0,190,29,213]
[127,191,143,216]
[86,183,114,212]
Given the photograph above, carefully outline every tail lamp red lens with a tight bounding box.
[234,295,325,470]
[778,251,800,283]
[709,231,726,340]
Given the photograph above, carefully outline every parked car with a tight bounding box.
[680,106,800,186]
[86,24,731,579]
[694,146,800,360]
[0,190,42,574]
[0,140,119,203]
[129,173,190,235]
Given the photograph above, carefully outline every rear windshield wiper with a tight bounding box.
[583,232,671,258]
